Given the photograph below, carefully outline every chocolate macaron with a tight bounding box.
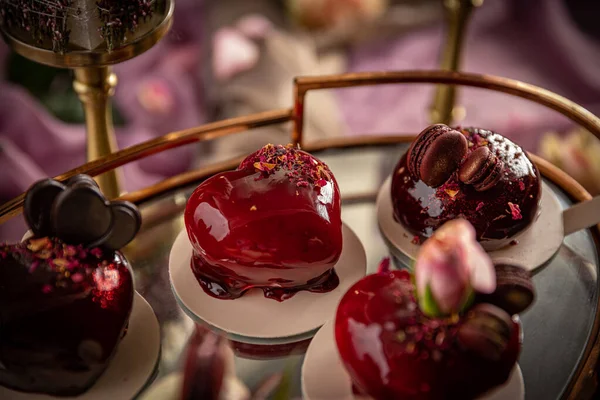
[458,146,505,191]
[478,263,535,316]
[391,126,541,250]
[457,303,514,361]
[407,124,468,187]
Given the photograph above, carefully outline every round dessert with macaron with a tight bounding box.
[334,219,535,399]
[392,124,541,251]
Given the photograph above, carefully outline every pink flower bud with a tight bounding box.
[415,219,496,317]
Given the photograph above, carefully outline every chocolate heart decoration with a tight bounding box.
[51,184,113,247]
[66,174,99,188]
[102,201,142,251]
[23,179,66,237]
[23,174,141,251]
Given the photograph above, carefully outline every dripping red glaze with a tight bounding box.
[185,144,343,301]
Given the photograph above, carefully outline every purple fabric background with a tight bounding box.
[338,0,600,151]
[1,0,599,241]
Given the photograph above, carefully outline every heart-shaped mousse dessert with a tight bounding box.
[185,144,342,301]
[0,175,141,396]
[335,219,535,399]
[392,124,541,251]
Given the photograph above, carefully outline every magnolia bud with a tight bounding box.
[415,219,496,317]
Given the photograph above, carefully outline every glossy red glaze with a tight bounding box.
[392,128,541,250]
[0,237,133,396]
[335,271,520,399]
[184,145,343,301]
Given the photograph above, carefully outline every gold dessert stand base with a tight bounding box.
[0,70,599,399]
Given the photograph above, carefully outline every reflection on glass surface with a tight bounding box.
[125,144,599,400]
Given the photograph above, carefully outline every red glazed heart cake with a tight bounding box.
[185,144,343,301]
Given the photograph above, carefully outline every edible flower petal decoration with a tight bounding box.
[23,174,141,251]
[415,219,496,317]
[239,143,332,188]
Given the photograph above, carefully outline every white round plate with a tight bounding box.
[169,223,367,345]
[301,321,525,400]
[0,292,161,400]
[376,176,564,272]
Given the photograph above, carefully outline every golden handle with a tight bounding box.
[3,70,600,223]
[429,0,483,125]
[73,67,122,199]
[291,70,600,149]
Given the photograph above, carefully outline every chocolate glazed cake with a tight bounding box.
[392,125,541,250]
[0,175,141,396]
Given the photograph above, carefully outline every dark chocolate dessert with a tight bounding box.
[0,175,141,396]
[392,125,541,250]
[335,220,535,399]
[184,144,342,302]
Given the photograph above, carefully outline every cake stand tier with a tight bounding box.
[0,71,599,399]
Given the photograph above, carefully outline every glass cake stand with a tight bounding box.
[0,71,599,400]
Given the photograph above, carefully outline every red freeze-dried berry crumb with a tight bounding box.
[508,202,522,220]
[240,144,332,188]
[377,257,391,274]
[0,237,111,295]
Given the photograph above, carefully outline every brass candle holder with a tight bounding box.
[0,0,174,199]
[430,0,483,125]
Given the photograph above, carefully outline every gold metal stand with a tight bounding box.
[73,67,121,199]
[0,0,174,198]
[429,0,483,125]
